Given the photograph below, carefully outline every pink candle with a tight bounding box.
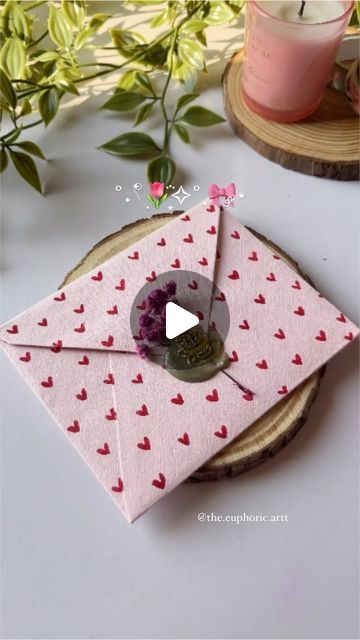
[242,0,354,122]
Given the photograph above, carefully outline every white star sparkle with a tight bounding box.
[172,185,191,205]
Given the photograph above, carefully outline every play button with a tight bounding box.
[165,301,199,340]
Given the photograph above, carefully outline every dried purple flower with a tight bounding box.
[147,288,168,312]
[136,280,178,358]
[163,280,177,297]
[136,344,150,359]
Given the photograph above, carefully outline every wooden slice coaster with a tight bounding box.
[222,48,359,181]
[60,213,325,481]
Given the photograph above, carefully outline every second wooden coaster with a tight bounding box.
[60,213,325,482]
[222,48,359,181]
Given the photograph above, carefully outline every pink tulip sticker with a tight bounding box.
[147,182,168,208]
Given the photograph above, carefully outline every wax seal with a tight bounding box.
[164,325,229,382]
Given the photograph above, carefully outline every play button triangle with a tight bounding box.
[165,302,199,340]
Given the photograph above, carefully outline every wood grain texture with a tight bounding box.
[60,213,325,481]
[222,48,360,181]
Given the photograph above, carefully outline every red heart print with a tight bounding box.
[273,255,280,260]
[210,320,217,331]
[214,425,227,439]
[171,258,181,269]
[292,280,301,290]
[336,313,346,323]
[133,335,142,341]
[206,389,219,402]
[292,353,303,365]
[206,205,215,212]
[67,420,80,433]
[105,408,117,421]
[78,355,89,366]
[41,376,53,388]
[157,238,166,246]
[198,257,208,266]
[256,359,268,370]
[254,294,265,304]
[315,330,327,341]
[277,385,288,395]
[128,251,139,260]
[248,251,258,261]
[51,340,62,353]
[6,325,18,334]
[274,329,285,340]
[229,350,238,363]
[152,473,166,489]
[171,393,184,405]
[136,404,149,416]
[178,432,190,446]
[146,271,157,282]
[196,310,204,321]
[231,230,240,239]
[76,387,87,401]
[132,373,143,384]
[38,318,48,327]
[74,323,85,333]
[111,478,123,493]
[101,335,114,348]
[115,278,126,291]
[242,391,254,401]
[216,250,221,260]
[137,437,151,451]
[97,442,110,455]
[74,304,84,314]
[103,373,115,385]
[294,306,305,316]
[206,225,216,235]
[91,271,103,281]
[228,270,240,280]
[215,292,226,302]
[188,280,198,290]
[318,294,324,298]
[107,305,118,315]
[183,234,193,243]
[266,273,276,282]
[181,214,190,221]
[137,300,146,311]
[54,292,65,301]
[20,352,31,363]
[344,332,353,341]
[239,320,250,330]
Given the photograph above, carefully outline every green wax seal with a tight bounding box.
[164,325,229,382]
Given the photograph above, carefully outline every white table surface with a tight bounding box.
[1,7,359,640]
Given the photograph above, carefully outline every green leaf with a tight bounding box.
[19,98,32,116]
[9,150,43,194]
[74,28,92,50]
[204,2,235,25]
[35,51,60,62]
[102,91,146,112]
[0,69,16,109]
[135,72,154,93]
[38,88,59,126]
[118,70,138,90]
[110,29,145,57]
[61,0,86,29]
[13,141,46,160]
[89,13,110,31]
[99,132,160,157]
[178,38,204,70]
[181,106,225,127]
[9,2,31,41]
[134,101,154,126]
[4,127,22,145]
[174,123,190,145]
[182,19,207,33]
[48,6,73,49]
[175,93,199,113]
[150,9,168,27]
[147,155,176,184]
[0,148,8,174]
[0,37,26,79]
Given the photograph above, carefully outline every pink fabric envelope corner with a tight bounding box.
[1,199,358,522]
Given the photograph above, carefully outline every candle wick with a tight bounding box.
[298,1,306,17]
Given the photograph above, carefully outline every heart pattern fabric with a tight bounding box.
[0,200,358,522]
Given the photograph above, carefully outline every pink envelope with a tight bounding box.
[1,201,358,522]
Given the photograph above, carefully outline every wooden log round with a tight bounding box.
[222,48,360,181]
[60,213,325,482]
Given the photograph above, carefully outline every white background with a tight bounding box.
[1,5,359,639]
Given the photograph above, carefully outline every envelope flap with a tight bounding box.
[0,202,221,352]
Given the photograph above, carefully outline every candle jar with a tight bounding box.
[242,0,354,122]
